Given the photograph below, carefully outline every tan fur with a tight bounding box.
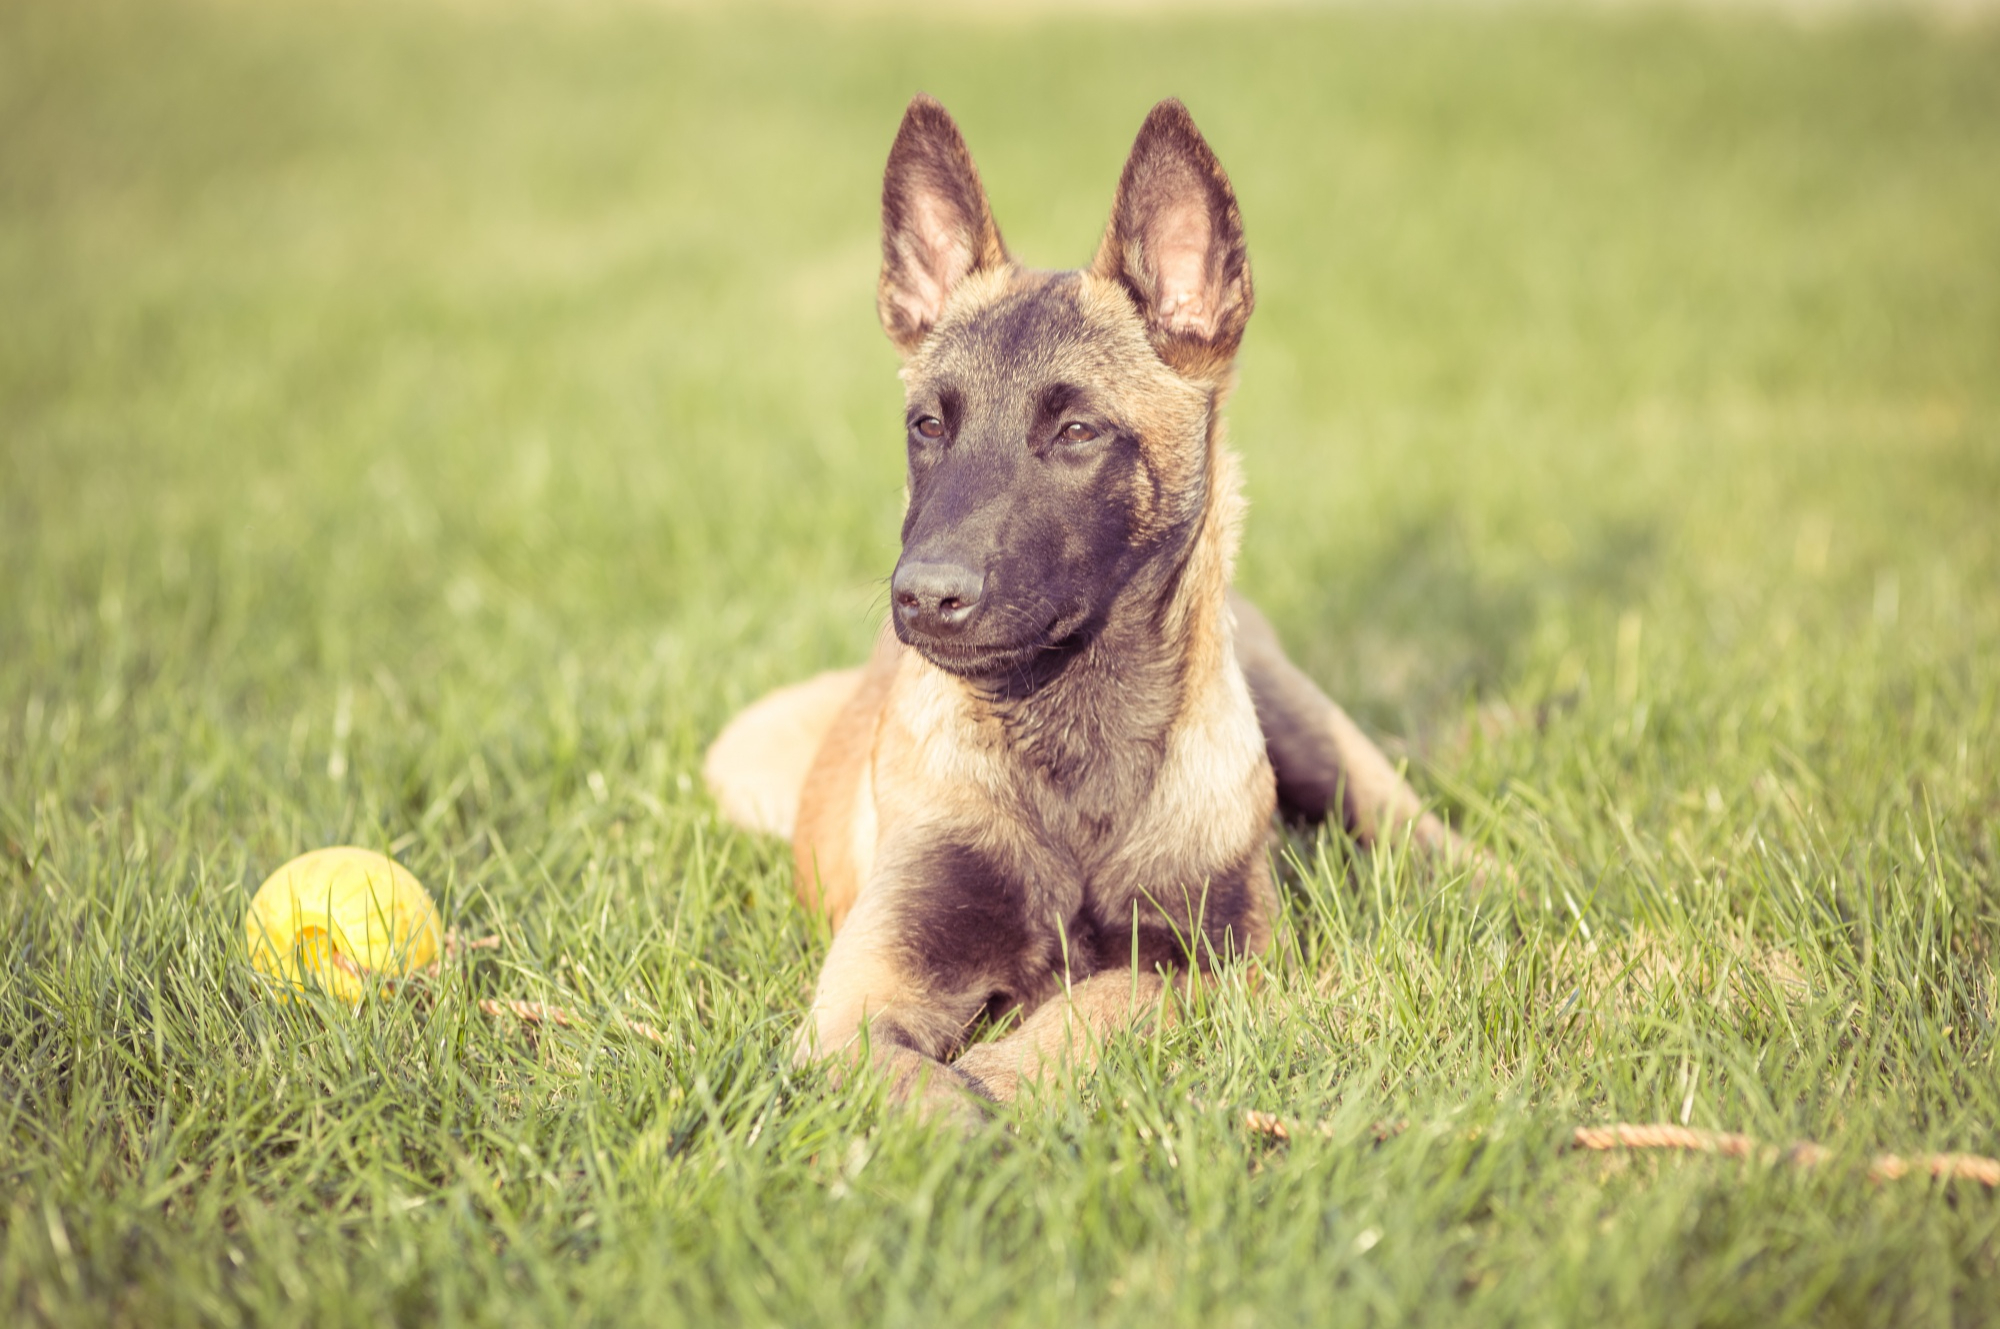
[702,668,862,840]
[952,970,1171,1101]
[788,629,898,928]
[787,248,1277,1105]
[706,97,1480,1124]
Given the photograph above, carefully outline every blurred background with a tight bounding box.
[3,0,1996,869]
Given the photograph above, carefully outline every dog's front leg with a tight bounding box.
[793,888,994,1127]
[952,970,1170,1102]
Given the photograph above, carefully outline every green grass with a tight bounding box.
[4,0,1999,1323]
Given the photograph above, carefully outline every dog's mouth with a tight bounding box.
[898,609,1085,685]
[909,638,1048,679]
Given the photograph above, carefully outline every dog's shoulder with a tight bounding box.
[788,625,909,927]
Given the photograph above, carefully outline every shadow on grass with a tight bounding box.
[1286,502,1660,733]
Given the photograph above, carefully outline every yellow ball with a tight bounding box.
[245,847,444,1004]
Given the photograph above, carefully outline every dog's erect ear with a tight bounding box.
[878,95,1009,355]
[1091,99,1252,380]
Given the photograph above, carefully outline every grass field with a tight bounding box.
[5,0,2000,1323]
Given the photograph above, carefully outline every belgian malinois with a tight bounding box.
[706,95,1469,1120]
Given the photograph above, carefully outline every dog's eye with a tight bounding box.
[1059,422,1099,445]
[914,416,945,440]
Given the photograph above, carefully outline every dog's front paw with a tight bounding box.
[949,1041,1027,1103]
[884,1053,996,1133]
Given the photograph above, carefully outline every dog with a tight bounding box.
[705,96,1470,1120]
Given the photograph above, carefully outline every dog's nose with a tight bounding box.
[892,560,984,637]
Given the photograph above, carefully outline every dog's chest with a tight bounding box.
[886,642,1275,997]
[1001,735,1258,916]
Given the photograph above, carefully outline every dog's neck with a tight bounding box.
[982,569,1191,791]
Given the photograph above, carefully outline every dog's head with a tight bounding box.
[876,95,1253,687]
